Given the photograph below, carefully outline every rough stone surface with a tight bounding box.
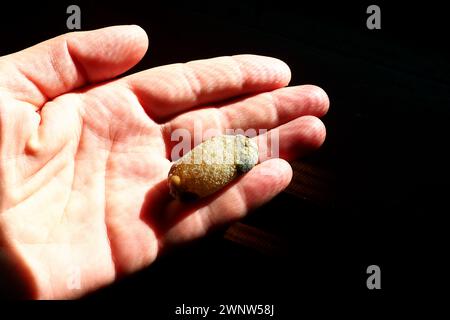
[168,135,258,200]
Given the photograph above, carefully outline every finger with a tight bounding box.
[254,115,327,162]
[218,84,329,129]
[162,85,329,153]
[0,25,148,107]
[160,158,293,247]
[123,54,291,121]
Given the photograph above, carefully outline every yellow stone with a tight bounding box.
[168,135,258,200]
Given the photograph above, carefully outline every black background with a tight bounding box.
[1,0,449,315]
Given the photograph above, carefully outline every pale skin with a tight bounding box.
[0,25,329,299]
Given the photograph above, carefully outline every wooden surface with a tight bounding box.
[224,159,335,254]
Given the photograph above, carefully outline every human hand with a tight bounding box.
[0,25,328,299]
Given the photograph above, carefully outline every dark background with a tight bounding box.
[1,0,449,315]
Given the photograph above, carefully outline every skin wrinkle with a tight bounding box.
[12,64,48,107]
[110,115,160,150]
[124,81,161,123]
[48,40,72,97]
[196,205,214,240]
[59,92,84,138]
[223,91,281,129]
[0,66,24,103]
[13,147,70,206]
[22,137,71,183]
[201,108,226,138]
[85,84,158,144]
[78,111,114,147]
[3,169,71,244]
[1,149,71,212]
[230,56,246,92]
[160,121,173,160]
[49,187,71,247]
[39,190,71,290]
[234,179,250,216]
[216,107,232,134]
[181,63,202,106]
[221,182,248,221]
[266,91,280,125]
[65,38,90,87]
[120,81,160,128]
[148,68,186,107]
[104,126,119,278]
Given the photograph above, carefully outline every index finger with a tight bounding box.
[122,55,291,122]
[0,25,148,108]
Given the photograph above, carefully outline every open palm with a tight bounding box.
[0,26,328,299]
